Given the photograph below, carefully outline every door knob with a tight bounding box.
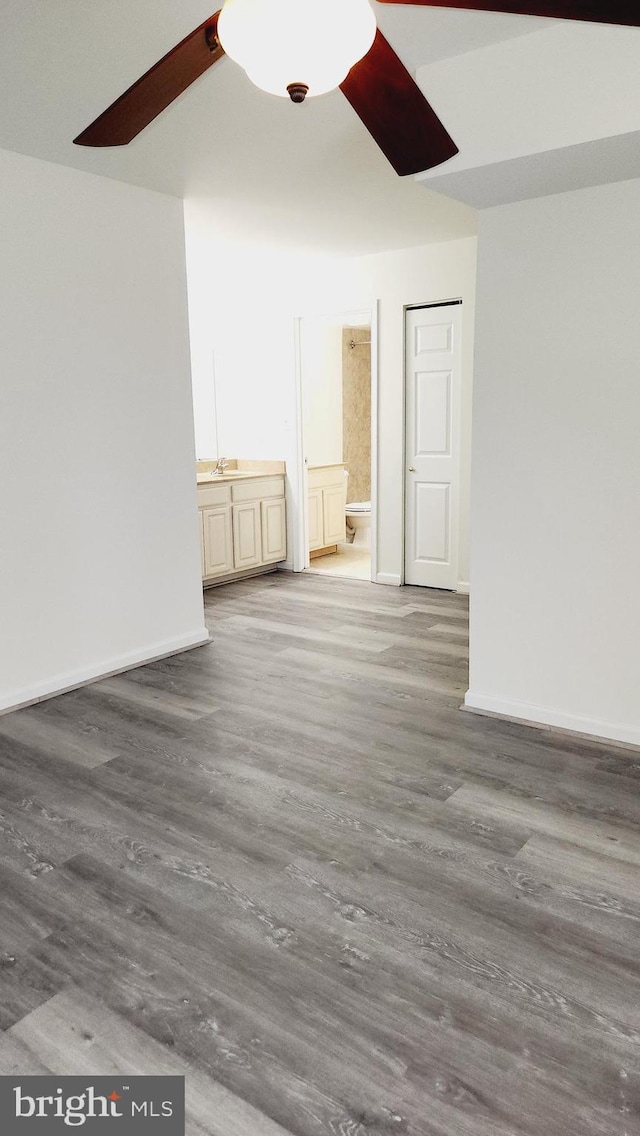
[408,466,415,472]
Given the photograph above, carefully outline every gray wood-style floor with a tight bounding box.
[0,572,639,1136]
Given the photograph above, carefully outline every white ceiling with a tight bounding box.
[415,20,640,208]
[0,2,557,255]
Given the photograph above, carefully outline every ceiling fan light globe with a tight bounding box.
[218,0,376,98]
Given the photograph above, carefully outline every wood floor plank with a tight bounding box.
[14,852,631,1136]
[0,1030,51,1075]
[515,833,640,908]
[0,862,67,951]
[10,991,294,1136]
[446,783,640,866]
[0,797,59,877]
[0,707,117,769]
[276,645,468,701]
[427,623,470,639]
[96,674,222,722]
[405,603,469,620]
[0,570,638,1136]
[219,613,398,654]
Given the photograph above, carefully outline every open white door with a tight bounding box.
[404,302,462,589]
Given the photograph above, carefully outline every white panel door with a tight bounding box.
[404,304,462,589]
[202,506,233,578]
[232,501,261,570]
[261,498,287,563]
[323,486,347,546]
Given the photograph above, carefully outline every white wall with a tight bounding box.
[468,178,640,746]
[0,148,207,713]
[300,316,344,468]
[185,217,303,467]
[185,208,476,587]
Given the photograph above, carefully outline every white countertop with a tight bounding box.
[196,470,281,485]
[196,459,286,486]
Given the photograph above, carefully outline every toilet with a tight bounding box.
[345,501,372,548]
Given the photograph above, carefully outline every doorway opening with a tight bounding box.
[295,307,377,582]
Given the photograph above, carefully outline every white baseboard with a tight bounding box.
[456,580,470,595]
[0,628,211,717]
[376,572,401,587]
[464,690,640,749]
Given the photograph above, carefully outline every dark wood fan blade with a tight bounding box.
[340,30,458,176]
[375,1,640,28]
[74,12,224,147]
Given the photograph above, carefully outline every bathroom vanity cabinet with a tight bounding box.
[197,468,286,586]
[307,464,347,557]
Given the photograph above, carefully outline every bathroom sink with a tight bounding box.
[214,470,253,478]
[198,470,254,480]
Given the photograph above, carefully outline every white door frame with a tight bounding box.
[293,301,379,581]
[402,298,463,588]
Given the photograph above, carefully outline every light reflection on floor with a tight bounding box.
[305,543,371,581]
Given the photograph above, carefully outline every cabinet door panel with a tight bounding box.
[233,501,261,569]
[323,485,346,546]
[261,498,287,563]
[307,489,323,551]
[202,506,233,578]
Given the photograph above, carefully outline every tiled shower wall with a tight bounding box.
[342,327,371,505]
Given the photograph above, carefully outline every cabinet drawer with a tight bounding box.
[197,483,232,508]
[231,477,285,503]
[307,466,346,491]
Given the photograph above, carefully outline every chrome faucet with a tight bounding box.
[213,457,229,475]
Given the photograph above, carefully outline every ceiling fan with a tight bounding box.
[74,1,640,177]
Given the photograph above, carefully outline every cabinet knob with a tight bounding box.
[408,466,415,472]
